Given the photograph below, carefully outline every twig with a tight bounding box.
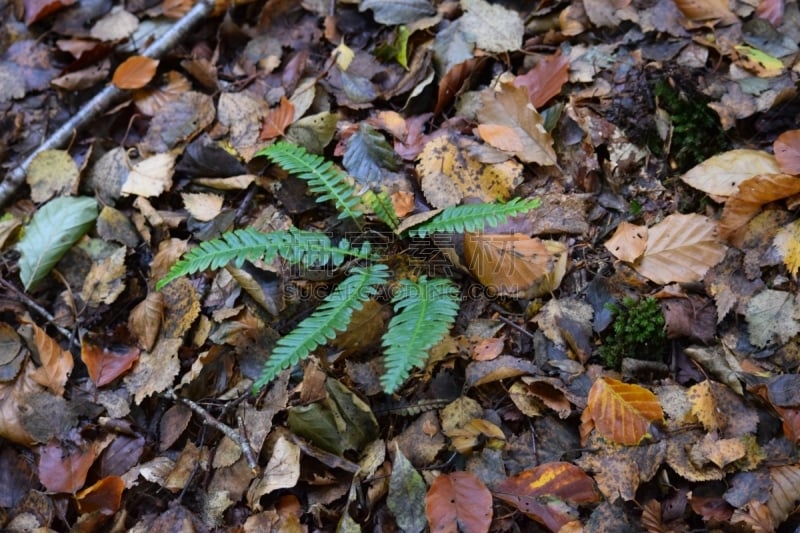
[0,0,217,208]
[165,389,260,474]
[0,277,74,339]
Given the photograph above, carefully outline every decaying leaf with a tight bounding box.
[81,246,127,307]
[26,149,79,203]
[417,135,523,208]
[774,129,800,174]
[745,289,800,349]
[460,0,523,53]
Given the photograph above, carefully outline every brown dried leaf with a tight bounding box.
[756,0,784,25]
[26,149,80,203]
[605,221,648,263]
[134,71,191,116]
[435,58,479,116]
[38,438,100,493]
[80,338,140,388]
[585,377,664,446]
[719,174,800,240]
[476,83,557,165]
[128,291,163,352]
[513,52,569,109]
[494,463,599,531]
[26,321,73,396]
[774,130,800,174]
[112,56,159,90]
[24,0,76,25]
[426,472,493,533]
[121,153,175,198]
[81,247,127,307]
[124,337,182,404]
[680,149,781,197]
[76,476,124,515]
[687,380,723,432]
[0,361,41,445]
[633,214,726,284]
[767,464,800,525]
[674,0,738,24]
[259,96,295,140]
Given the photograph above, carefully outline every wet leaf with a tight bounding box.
[584,377,664,446]
[493,462,599,531]
[632,214,726,284]
[425,471,492,533]
[477,83,557,166]
[112,56,159,90]
[17,196,98,291]
[81,338,140,387]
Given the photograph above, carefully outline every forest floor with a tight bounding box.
[2,0,800,531]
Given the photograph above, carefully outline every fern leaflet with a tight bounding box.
[405,197,540,238]
[257,141,363,221]
[361,190,400,229]
[380,277,459,393]
[254,264,390,391]
[157,228,375,289]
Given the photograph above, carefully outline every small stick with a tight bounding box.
[0,277,74,339]
[0,0,217,208]
[165,389,260,474]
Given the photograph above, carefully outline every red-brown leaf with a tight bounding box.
[112,56,159,90]
[76,476,124,515]
[259,96,295,140]
[26,321,73,396]
[38,439,99,493]
[426,471,493,533]
[494,462,599,532]
[513,52,569,109]
[774,130,800,175]
[584,377,664,446]
[24,0,75,25]
[81,338,140,387]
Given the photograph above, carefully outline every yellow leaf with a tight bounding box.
[416,135,523,208]
[774,219,800,277]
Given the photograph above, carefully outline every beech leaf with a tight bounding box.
[718,174,800,240]
[112,56,159,90]
[17,196,98,291]
[680,149,781,198]
[425,471,492,533]
[513,53,570,109]
[584,377,664,446]
[774,130,800,174]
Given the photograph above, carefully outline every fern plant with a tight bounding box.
[160,141,539,394]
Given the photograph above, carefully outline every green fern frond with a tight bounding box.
[157,228,375,289]
[380,277,459,394]
[405,197,540,238]
[361,190,400,229]
[257,141,363,221]
[254,264,390,391]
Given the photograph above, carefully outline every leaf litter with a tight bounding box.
[3,0,800,531]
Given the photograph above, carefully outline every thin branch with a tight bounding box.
[165,389,260,474]
[0,277,74,339]
[0,0,217,208]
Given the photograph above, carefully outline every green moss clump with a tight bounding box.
[599,297,666,369]
[653,79,731,172]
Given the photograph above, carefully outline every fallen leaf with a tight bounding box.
[687,380,723,432]
[426,471,492,533]
[477,83,558,165]
[25,321,73,396]
[680,149,781,197]
[774,129,800,174]
[121,153,176,198]
[673,0,738,24]
[259,96,295,141]
[128,291,163,351]
[76,476,124,515]
[391,190,415,217]
[26,149,79,203]
[81,246,127,307]
[460,0,523,53]
[181,192,224,222]
[632,214,726,284]
[584,377,664,446]
[604,221,648,263]
[24,0,76,25]
[38,438,100,493]
[89,6,138,41]
[134,71,191,116]
[718,174,800,240]
[513,52,570,109]
[746,289,800,348]
[112,56,159,90]
[493,462,599,531]
[81,338,140,388]
[387,444,427,533]
[773,219,800,277]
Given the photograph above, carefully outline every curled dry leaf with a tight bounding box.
[680,149,781,198]
[584,377,664,446]
[633,214,726,285]
[719,174,800,240]
[112,56,159,90]
[25,321,73,396]
[604,221,648,263]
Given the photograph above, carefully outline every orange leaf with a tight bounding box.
[390,190,414,218]
[38,439,100,493]
[513,52,569,109]
[584,377,664,446]
[112,56,159,90]
[76,476,124,515]
[494,462,599,532]
[719,174,800,240]
[774,130,800,175]
[673,0,738,24]
[259,96,295,140]
[476,124,524,153]
[26,321,74,396]
[426,471,493,533]
[81,337,140,387]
